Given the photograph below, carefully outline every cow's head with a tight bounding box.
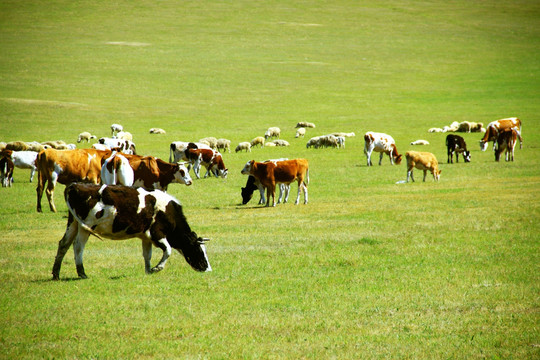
[463,150,471,162]
[394,154,403,165]
[241,160,254,175]
[177,232,212,272]
[434,169,442,181]
[479,140,489,151]
[174,163,193,186]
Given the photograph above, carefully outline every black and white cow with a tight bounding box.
[52,183,211,280]
[446,134,471,163]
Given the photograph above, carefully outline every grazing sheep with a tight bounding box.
[295,122,316,128]
[6,141,30,151]
[250,136,265,148]
[216,138,231,153]
[306,136,322,148]
[116,131,133,141]
[428,128,444,133]
[235,142,252,153]
[199,137,218,149]
[295,128,306,138]
[264,127,281,139]
[111,123,123,136]
[331,132,355,137]
[405,151,441,182]
[410,140,430,145]
[336,136,346,148]
[77,132,97,143]
[457,121,483,133]
[149,128,166,134]
[271,140,290,147]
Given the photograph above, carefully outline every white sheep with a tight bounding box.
[250,136,265,148]
[410,140,430,145]
[199,137,218,149]
[271,140,289,147]
[149,128,166,134]
[295,122,316,128]
[116,131,133,141]
[216,139,231,153]
[264,127,281,139]
[295,128,306,138]
[77,132,97,143]
[235,142,252,152]
[111,123,123,136]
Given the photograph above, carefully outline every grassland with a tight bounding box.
[1,0,539,358]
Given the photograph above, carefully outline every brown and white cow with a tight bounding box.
[479,117,522,151]
[495,128,518,162]
[446,134,471,163]
[184,143,228,179]
[0,156,14,187]
[36,148,112,212]
[405,151,441,182]
[51,183,211,280]
[364,132,402,166]
[101,152,192,190]
[241,159,309,207]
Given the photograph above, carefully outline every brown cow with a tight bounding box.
[405,151,441,182]
[479,117,522,151]
[184,143,228,179]
[241,159,309,207]
[495,128,518,162]
[36,148,111,212]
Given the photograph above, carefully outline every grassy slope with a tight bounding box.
[0,0,539,358]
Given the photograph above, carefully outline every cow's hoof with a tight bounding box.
[151,267,163,273]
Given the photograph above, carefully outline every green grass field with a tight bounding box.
[1,0,539,358]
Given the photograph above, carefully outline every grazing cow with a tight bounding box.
[480,117,522,151]
[101,153,192,190]
[52,183,211,280]
[0,149,38,182]
[0,156,14,187]
[264,127,281,139]
[184,144,228,179]
[235,142,251,153]
[77,132,97,143]
[446,134,471,163]
[169,141,212,163]
[364,132,402,166]
[495,128,517,162]
[241,159,309,207]
[98,137,136,154]
[405,151,441,182]
[36,148,111,212]
[241,159,290,205]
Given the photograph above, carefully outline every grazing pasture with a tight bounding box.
[1,0,539,358]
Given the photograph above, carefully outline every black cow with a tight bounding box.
[446,134,471,163]
[52,183,211,280]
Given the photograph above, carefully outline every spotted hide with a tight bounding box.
[52,184,211,280]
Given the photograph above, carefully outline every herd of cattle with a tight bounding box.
[0,117,523,278]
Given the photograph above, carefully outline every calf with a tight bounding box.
[36,148,112,212]
[241,159,309,207]
[184,144,228,179]
[52,184,211,280]
[364,132,402,166]
[241,175,290,205]
[0,156,14,187]
[495,128,517,162]
[445,134,471,163]
[406,151,441,182]
[0,149,38,182]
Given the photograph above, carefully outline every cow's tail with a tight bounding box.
[305,168,310,186]
[169,143,175,163]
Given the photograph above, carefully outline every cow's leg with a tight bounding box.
[378,152,384,166]
[73,226,90,279]
[388,150,394,165]
[30,166,36,182]
[296,181,308,205]
[266,184,276,207]
[193,160,201,179]
[423,170,427,182]
[52,219,78,280]
[447,149,451,163]
[283,184,290,203]
[151,238,172,273]
[258,184,266,205]
[277,184,284,204]
[45,183,57,213]
[407,167,415,182]
[36,172,46,212]
[142,239,153,274]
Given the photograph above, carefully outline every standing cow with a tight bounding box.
[184,143,228,179]
[479,117,522,151]
[446,134,471,163]
[495,128,518,162]
[241,159,309,207]
[405,151,441,182]
[52,184,211,280]
[364,132,402,166]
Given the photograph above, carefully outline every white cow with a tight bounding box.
[363,132,402,166]
[0,150,38,182]
[100,152,134,186]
